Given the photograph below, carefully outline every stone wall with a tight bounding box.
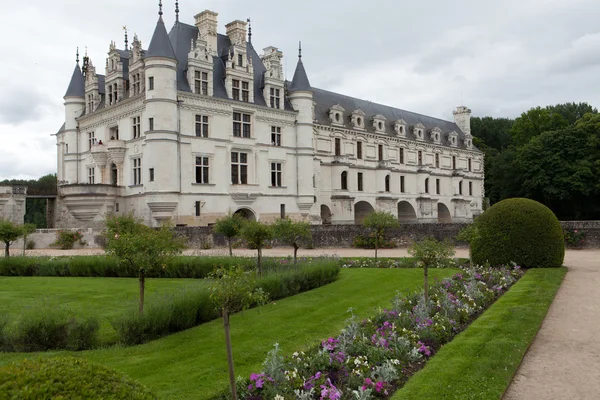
[0,186,26,224]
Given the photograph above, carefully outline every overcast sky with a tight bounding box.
[1,0,599,180]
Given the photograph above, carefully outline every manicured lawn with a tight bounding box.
[0,277,206,344]
[393,267,567,400]
[0,268,457,399]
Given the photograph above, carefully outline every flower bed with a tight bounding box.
[237,264,524,399]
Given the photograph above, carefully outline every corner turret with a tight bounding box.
[288,42,311,92]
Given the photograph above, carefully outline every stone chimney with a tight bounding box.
[453,106,472,136]
[225,20,247,47]
[195,10,218,55]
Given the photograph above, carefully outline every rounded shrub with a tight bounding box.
[0,357,157,400]
[471,198,564,268]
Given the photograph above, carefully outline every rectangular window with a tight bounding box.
[133,73,141,95]
[148,77,154,91]
[233,112,251,138]
[232,79,240,100]
[418,151,423,166]
[378,145,384,161]
[108,85,113,105]
[149,118,154,131]
[357,172,363,191]
[280,204,286,219]
[270,88,281,109]
[65,143,68,154]
[468,158,472,172]
[133,158,142,185]
[87,94,94,111]
[87,167,95,184]
[116,203,119,212]
[271,126,282,146]
[113,85,118,104]
[195,71,208,95]
[459,181,463,195]
[87,131,95,150]
[453,156,457,170]
[238,54,243,68]
[149,168,154,182]
[435,153,440,168]
[335,138,341,156]
[400,148,404,164]
[132,116,141,139]
[357,141,363,159]
[385,176,390,192]
[341,172,348,190]
[425,178,429,194]
[195,115,209,137]
[242,81,249,102]
[469,181,473,196]
[195,201,201,217]
[436,179,440,195]
[231,152,248,184]
[400,176,405,193]
[271,162,282,187]
[195,156,209,184]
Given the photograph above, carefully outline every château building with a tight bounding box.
[55,3,484,228]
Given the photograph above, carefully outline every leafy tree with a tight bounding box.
[21,223,36,256]
[0,219,24,258]
[408,237,455,306]
[510,106,569,147]
[214,213,246,256]
[548,102,597,126]
[363,211,399,260]
[273,218,312,265]
[209,267,268,400]
[104,214,186,313]
[240,221,274,276]
[470,116,514,151]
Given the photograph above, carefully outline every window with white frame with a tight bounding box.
[271,162,282,187]
[400,176,405,193]
[400,148,405,164]
[270,88,281,109]
[133,158,142,185]
[87,94,94,111]
[149,118,154,131]
[87,167,95,184]
[231,152,248,184]
[271,126,281,146]
[87,131,95,150]
[195,71,208,95]
[195,156,209,184]
[357,172,363,191]
[195,115,209,137]
[233,112,251,138]
[232,79,250,102]
[132,73,142,95]
[112,84,118,104]
[148,77,154,90]
[132,116,141,139]
[108,84,113,105]
[357,141,363,159]
[109,126,119,140]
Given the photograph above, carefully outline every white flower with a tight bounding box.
[274,395,285,400]
[293,352,299,357]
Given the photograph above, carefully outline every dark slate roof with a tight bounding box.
[64,64,85,97]
[311,87,477,150]
[289,58,311,92]
[118,50,130,80]
[98,75,106,94]
[147,17,177,59]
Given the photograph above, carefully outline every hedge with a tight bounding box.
[471,198,565,268]
[0,357,157,399]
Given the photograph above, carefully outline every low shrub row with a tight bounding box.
[112,262,340,345]
[233,263,524,399]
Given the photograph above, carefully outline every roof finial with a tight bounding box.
[159,0,163,16]
[123,26,129,50]
[175,0,179,22]
[247,18,252,43]
[298,41,302,59]
[76,47,80,64]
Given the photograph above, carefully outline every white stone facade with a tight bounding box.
[55,7,484,228]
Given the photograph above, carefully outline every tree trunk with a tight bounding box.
[293,245,298,266]
[139,268,145,314]
[223,311,238,400]
[4,243,9,258]
[257,247,262,276]
[424,264,429,307]
[228,237,233,257]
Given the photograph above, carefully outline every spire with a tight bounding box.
[247,18,252,43]
[289,41,311,92]
[123,26,129,50]
[175,0,179,22]
[146,7,177,59]
[76,47,80,64]
[64,62,85,98]
[159,0,163,16]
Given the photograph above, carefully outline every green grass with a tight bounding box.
[0,277,206,344]
[0,268,457,399]
[392,267,567,400]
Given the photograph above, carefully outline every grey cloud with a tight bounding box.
[0,88,53,125]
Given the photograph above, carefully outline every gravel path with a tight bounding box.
[503,250,600,400]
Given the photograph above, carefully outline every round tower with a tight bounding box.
[61,53,86,185]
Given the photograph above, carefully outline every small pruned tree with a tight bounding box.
[273,218,312,265]
[214,213,246,256]
[363,211,399,260]
[21,223,36,256]
[240,221,273,276]
[209,267,269,400]
[104,214,186,313]
[408,237,455,307]
[0,219,24,258]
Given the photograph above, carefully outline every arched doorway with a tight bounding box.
[398,201,417,223]
[110,163,118,185]
[354,201,374,224]
[234,208,256,221]
[320,205,332,225]
[437,202,452,223]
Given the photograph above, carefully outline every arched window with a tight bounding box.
[425,178,429,194]
[385,175,390,192]
[341,171,348,190]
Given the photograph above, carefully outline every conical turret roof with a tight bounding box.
[64,63,85,98]
[146,16,177,59]
[289,58,311,92]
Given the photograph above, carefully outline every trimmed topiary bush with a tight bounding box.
[0,357,157,399]
[471,198,564,268]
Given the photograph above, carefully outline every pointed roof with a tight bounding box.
[64,63,85,98]
[146,16,177,59]
[289,58,311,92]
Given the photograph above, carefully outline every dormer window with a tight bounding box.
[270,88,281,109]
[195,71,209,95]
[431,127,442,144]
[351,109,366,130]
[448,131,459,147]
[414,123,425,141]
[394,119,407,137]
[464,133,473,149]
[329,104,345,125]
[372,114,386,133]
[232,79,250,102]
[132,73,142,95]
